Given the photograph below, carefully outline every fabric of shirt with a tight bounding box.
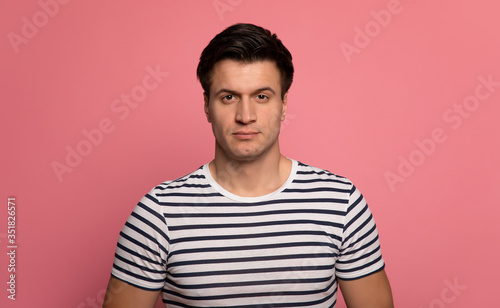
[111,159,385,307]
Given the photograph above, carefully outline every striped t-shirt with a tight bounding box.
[111,159,385,307]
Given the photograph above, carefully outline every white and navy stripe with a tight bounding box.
[111,160,385,307]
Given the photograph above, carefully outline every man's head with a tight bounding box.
[197,23,294,100]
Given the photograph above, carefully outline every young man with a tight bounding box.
[104,23,393,307]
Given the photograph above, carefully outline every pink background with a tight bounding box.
[1,0,499,307]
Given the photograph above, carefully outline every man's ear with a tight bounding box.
[204,92,211,123]
[281,92,288,121]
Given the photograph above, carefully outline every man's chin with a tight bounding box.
[227,149,264,162]
[229,153,259,162]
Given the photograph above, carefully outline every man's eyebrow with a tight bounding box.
[214,88,237,96]
[214,87,276,96]
[254,87,276,95]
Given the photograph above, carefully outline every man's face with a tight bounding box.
[204,59,287,163]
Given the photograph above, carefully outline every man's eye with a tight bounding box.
[257,94,268,100]
[222,95,234,101]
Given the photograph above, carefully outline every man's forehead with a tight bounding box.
[209,59,281,93]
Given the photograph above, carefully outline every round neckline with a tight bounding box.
[202,159,298,203]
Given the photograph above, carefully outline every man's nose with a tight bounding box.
[235,97,257,124]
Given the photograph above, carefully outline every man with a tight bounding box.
[104,23,393,307]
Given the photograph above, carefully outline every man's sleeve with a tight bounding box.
[110,191,169,290]
[335,185,385,280]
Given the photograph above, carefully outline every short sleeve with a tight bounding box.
[110,191,170,290]
[335,185,385,280]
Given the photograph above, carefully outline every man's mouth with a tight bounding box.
[233,131,259,140]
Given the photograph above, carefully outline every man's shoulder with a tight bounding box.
[293,160,354,189]
[150,164,208,194]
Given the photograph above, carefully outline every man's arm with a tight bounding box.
[338,269,394,308]
[103,276,161,308]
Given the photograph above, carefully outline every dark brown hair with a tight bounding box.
[197,23,294,99]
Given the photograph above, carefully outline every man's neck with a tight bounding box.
[209,153,292,198]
